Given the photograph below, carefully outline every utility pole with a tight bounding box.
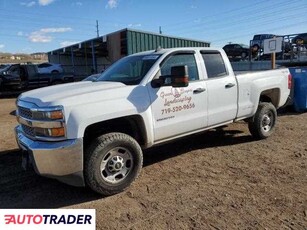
[159,26,162,34]
[96,20,99,37]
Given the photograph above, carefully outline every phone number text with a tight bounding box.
[161,103,195,115]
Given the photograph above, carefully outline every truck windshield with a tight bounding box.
[96,54,161,85]
[0,65,11,73]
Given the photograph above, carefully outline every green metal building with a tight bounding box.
[48,28,210,78]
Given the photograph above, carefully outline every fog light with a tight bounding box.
[49,127,65,137]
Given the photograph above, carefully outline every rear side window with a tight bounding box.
[201,52,227,78]
[253,35,261,40]
[224,45,234,49]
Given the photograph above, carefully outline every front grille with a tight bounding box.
[18,106,32,119]
[21,124,35,137]
[17,101,66,141]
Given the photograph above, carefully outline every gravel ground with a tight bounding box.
[0,98,306,229]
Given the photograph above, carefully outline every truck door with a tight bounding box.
[201,51,237,126]
[38,73,51,87]
[26,65,40,88]
[148,52,208,142]
[4,64,20,88]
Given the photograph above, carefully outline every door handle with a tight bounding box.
[193,88,206,94]
[225,83,235,88]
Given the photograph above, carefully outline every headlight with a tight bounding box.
[17,104,66,140]
[47,110,64,120]
[32,108,64,120]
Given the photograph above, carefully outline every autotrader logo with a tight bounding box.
[5,214,92,224]
[0,209,95,230]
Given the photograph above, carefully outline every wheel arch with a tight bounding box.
[245,88,280,123]
[83,115,147,150]
[259,88,280,108]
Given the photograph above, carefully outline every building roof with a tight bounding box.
[48,28,210,58]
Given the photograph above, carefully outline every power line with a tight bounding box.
[164,1,306,34]
[210,20,307,45]
[1,0,307,53]
[162,0,298,29]
[176,7,307,37]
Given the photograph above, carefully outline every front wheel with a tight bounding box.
[248,102,277,139]
[84,132,143,196]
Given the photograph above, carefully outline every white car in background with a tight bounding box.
[37,62,63,74]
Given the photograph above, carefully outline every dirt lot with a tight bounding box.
[0,97,306,229]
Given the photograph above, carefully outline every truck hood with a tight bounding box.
[20,81,136,107]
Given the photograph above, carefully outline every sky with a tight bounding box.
[0,0,307,54]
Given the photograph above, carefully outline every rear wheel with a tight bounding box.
[84,132,143,196]
[252,45,260,52]
[248,102,277,139]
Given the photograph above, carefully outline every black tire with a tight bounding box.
[252,45,259,52]
[248,102,277,139]
[51,70,59,74]
[84,132,143,196]
[295,37,304,45]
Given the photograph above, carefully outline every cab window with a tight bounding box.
[160,53,199,81]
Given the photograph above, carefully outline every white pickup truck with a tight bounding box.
[15,48,292,195]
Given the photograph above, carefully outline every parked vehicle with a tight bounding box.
[37,62,63,74]
[82,69,106,82]
[82,73,101,81]
[251,34,291,59]
[223,44,250,60]
[0,64,73,91]
[15,47,292,195]
[251,34,276,53]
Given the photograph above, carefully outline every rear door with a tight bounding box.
[148,51,208,142]
[26,65,40,88]
[201,51,238,126]
[38,74,51,87]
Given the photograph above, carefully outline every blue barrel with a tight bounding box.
[289,67,307,112]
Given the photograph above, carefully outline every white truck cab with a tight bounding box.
[15,48,292,195]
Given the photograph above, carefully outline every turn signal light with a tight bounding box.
[47,110,64,120]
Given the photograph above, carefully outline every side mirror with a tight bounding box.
[151,65,189,88]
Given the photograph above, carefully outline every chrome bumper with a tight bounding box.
[15,125,85,187]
